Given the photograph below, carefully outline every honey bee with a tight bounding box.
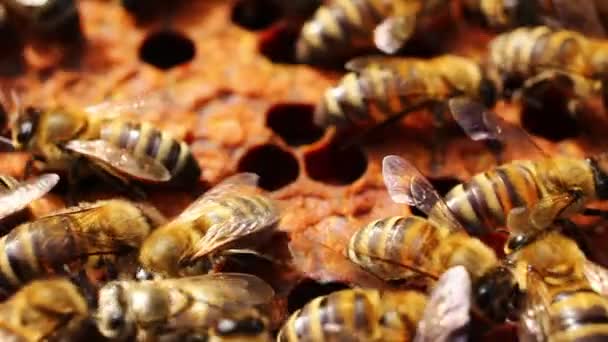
[0,198,162,292]
[488,26,608,108]
[139,173,279,277]
[9,95,201,193]
[296,0,447,65]
[384,97,608,250]
[278,265,471,342]
[0,278,88,342]
[346,155,528,321]
[315,55,497,129]
[96,273,274,341]
[0,173,58,226]
[464,0,606,36]
[510,231,608,341]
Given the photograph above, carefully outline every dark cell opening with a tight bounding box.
[231,0,281,31]
[304,142,367,185]
[520,80,580,141]
[287,278,349,313]
[266,103,324,146]
[237,144,299,191]
[428,177,460,197]
[139,30,195,70]
[258,22,299,64]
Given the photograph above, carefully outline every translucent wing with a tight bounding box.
[583,259,608,296]
[518,270,551,342]
[174,173,260,224]
[189,198,280,260]
[64,140,171,182]
[544,0,606,38]
[84,90,171,119]
[0,173,59,220]
[414,266,471,342]
[21,206,149,264]
[382,155,465,232]
[448,97,548,161]
[162,273,275,307]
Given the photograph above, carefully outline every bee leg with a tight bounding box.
[429,102,447,173]
[23,155,45,179]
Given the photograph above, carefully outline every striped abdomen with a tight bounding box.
[489,26,591,78]
[278,289,425,341]
[278,289,382,341]
[315,63,444,127]
[348,216,447,280]
[99,120,201,185]
[0,216,84,290]
[441,161,543,236]
[547,289,608,341]
[296,0,389,63]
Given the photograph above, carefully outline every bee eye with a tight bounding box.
[507,235,529,251]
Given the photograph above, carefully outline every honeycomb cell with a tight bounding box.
[520,80,580,142]
[139,30,195,70]
[266,103,324,146]
[231,0,281,31]
[258,22,299,64]
[237,144,299,191]
[304,142,367,185]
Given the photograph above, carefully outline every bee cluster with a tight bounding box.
[1,0,608,341]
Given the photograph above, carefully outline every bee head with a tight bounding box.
[97,283,135,340]
[588,153,608,199]
[473,266,520,322]
[12,106,41,150]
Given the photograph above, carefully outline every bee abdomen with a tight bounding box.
[444,162,542,236]
[348,216,439,280]
[550,290,608,341]
[279,289,378,341]
[296,0,384,63]
[101,121,201,184]
[316,67,419,128]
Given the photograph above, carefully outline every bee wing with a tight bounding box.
[448,98,548,160]
[30,206,148,257]
[64,140,171,182]
[189,200,279,260]
[583,259,608,296]
[0,173,59,220]
[518,270,551,342]
[174,173,260,224]
[382,155,465,232]
[414,266,471,342]
[166,273,275,307]
[544,0,606,38]
[84,90,171,119]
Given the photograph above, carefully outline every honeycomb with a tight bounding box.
[2,0,608,340]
